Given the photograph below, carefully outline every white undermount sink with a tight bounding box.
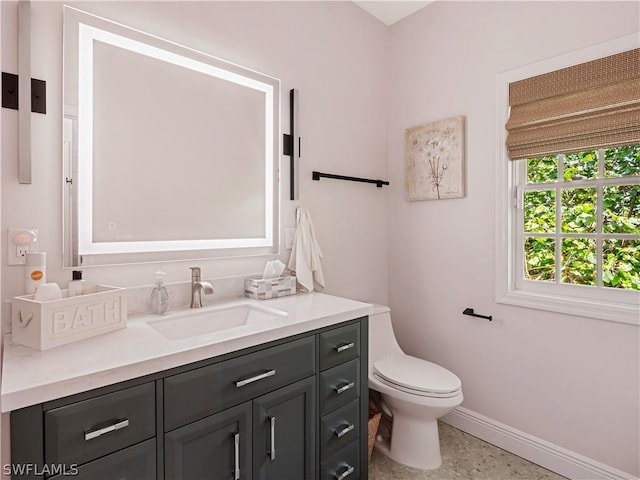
[148,303,288,341]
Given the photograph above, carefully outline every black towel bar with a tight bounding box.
[312,171,389,188]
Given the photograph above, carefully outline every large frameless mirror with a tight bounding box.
[63,7,280,267]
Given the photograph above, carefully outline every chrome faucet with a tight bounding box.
[189,267,214,308]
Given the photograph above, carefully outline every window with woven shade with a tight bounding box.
[496,37,640,326]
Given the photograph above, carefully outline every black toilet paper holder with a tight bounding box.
[462,308,492,321]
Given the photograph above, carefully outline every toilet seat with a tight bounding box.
[374,354,462,398]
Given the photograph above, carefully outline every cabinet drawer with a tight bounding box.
[319,358,360,416]
[49,438,156,480]
[320,399,360,459]
[319,323,360,371]
[320,440,360,480]
[44,382,155,466]
[165,336,316,431]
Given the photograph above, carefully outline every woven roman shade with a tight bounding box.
[505,48,640,160]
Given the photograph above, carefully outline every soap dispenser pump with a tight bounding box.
[150,271,170,315]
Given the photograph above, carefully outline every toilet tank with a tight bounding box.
[368,304,404,373]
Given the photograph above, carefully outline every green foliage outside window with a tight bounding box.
[524,190,555,233]
[562,188,596,233]
[523,145,640,290]
[524,237,555,282]
[605,145,640,178]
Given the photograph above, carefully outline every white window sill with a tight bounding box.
[497,289,639,326]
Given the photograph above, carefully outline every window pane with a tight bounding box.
[527,156,557,183]
[603,185,640,234]
[524,190,555,233]
[561,238,596,286]
[603,239,640,290]
[604,145,640,178]
[562,188,596,233]
[524,237,555,282]
[563,151,598,181]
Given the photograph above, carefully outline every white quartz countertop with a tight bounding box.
[1,292,372,412]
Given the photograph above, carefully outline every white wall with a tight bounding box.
[387,1,640,476]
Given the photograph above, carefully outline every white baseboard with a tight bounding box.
[441,407,638,480]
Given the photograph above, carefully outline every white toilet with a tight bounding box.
[368,305,463,470]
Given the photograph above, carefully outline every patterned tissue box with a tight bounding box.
[244,276,297,300]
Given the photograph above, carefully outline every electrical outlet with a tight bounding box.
[16,245,30,258]
[7,228,38,265]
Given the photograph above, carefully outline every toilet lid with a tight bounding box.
[374,354,461,395]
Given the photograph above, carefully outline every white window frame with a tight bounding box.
[495,33,640,326]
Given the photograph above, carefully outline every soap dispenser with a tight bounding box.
[150,271,170,315]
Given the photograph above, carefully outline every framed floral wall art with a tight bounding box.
[405,116,466,201]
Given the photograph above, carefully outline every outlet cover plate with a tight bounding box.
[285,228,296,250]
[7,227,38,265]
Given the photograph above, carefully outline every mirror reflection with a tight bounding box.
[63,7,280,266]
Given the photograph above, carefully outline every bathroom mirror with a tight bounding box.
[62,7,280,267]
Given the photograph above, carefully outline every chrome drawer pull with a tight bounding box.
[335,342,355,353]
[334,465,355,480]
[234,369,276,388]
[268,416,276,461]
[233,432,240,480]
[334,423,355,438]
[335,381,355,394]
[84,419,129,441]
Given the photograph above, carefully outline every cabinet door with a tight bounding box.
[252,376,316,480]
[165,402,252,480]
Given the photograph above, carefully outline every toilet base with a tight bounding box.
[374,414,443,470]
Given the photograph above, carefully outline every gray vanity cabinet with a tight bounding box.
[318,323,363,480]
[9,316,368,480]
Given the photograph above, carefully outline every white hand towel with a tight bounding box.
[287,206,325,292]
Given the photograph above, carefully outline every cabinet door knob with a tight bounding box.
[334,423,355,438]
[335,381,355,394]
[335,342,355,353]
[234,369,276,388]
[84,418,129,441]
[334,464,355,480]
[233,432,240,480]
[268,416,276,461]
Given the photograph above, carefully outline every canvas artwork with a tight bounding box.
[405,116,465,201]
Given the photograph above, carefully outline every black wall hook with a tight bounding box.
[463,308,492,321]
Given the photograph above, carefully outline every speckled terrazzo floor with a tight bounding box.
[368,422,567,480]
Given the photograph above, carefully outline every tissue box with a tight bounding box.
[245,276,296,300]
[11,285,127,351]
